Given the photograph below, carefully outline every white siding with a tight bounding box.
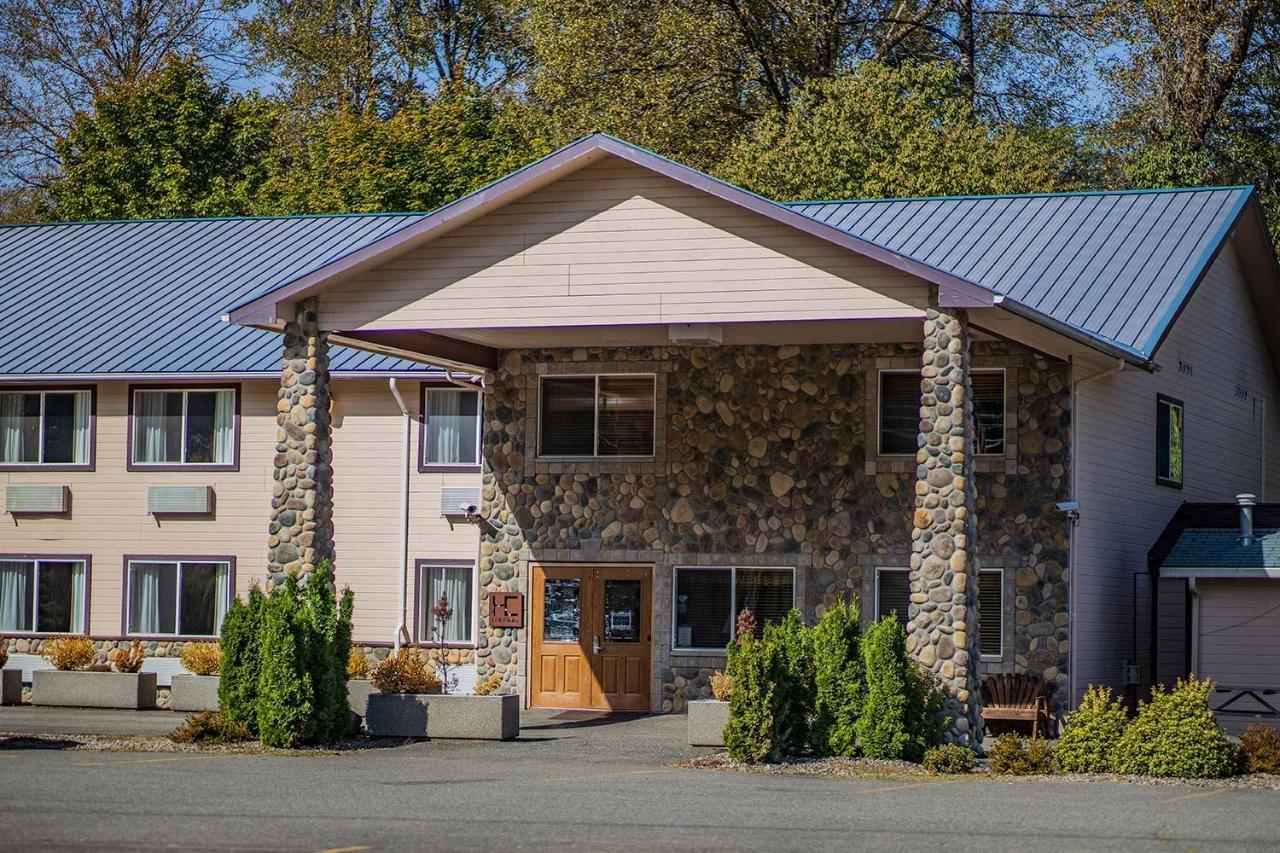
[1072,242,1280,705]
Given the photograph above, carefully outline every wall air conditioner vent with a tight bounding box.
[5,485,70,515]
[147,485,214,515]
[440,487,482,519]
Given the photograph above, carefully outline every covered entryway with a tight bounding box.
[529,564,651,711]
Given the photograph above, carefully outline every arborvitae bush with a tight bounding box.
[763,610,815,755]
[723,635,783,763]
[810,601,864,756]
[1054,685,1127,773]
[300,566,352,743]
[854,616,940,761]
[255,575,314,749]
[1114,677,1236,778]
[218,585,265,732]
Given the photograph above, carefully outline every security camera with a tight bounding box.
[460,503,479,517]
[1054,500,1080,521]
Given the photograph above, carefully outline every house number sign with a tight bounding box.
[489,592,524,628]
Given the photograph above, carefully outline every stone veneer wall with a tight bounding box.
[477,341,1071,712]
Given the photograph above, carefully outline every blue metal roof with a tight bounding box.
[787,187,1253,359]
[0,213,437,376]
[1163,528,1280,569]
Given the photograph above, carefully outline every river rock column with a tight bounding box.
[908,306,982,746]
[267,298,334,585]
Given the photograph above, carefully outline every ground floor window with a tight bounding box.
[874,566,1004,659]
[0,558,86,634]
[126,559,230,637]
[417,561,475,644]
[672,566,795,651]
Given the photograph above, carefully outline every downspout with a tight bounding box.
[1260,397,1267,501]
[387,378,412,652]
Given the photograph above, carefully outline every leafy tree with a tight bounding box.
[50,56,278,220]
[810,600,864,756]
[256,88,545,214]
[718,62,1079,200]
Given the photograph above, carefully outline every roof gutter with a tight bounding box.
[992,294,1153,370]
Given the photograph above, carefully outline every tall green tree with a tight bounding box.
[718,61,1079,201]
[50,56,278,220]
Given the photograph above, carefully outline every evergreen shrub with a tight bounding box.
[763,610,815,755]
[810,601,864,756]
[1054,685,1127,773]
[1113,677,1236,779]
[723,634,783,763]
[854,616,941,761]
[218,585,265,732]
[1239,724,1280,774]
[922,744,976,774]
[989,733,1055,775]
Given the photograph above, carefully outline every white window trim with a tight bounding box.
[0,389,91,466]
[876,368,1007,457]
[979,567,1004,661]
[124,559,230,638]
[0,558,88,635]
[417,560,480,646]
[538,373,657,459]
[131,387,236,466]
[670,565,796,653]
[421,387,482,467]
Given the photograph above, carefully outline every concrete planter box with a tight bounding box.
[347,680,375,723]
[688,700,730,747]
[1,669,20,705]
[169,675,220,712]
[365,692,519,740]
[32,670,157,709]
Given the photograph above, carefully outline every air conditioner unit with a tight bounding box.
[147,485,214,515]
[6,485,69,515]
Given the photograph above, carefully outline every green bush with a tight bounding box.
[1239,724,1280,774]
[1054,685,1127,773]
[218,585,265,733]
[169,710,251,745]
[854,616,941,761]
[723,635,782,763]
[256,576,314,749]
[922,744,976,775]
[810,601,864,756]
[762,610,814,756]
[989,733,1055,775]
[1113,677,1236,779]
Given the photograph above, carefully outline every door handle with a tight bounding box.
[593,635,602,655]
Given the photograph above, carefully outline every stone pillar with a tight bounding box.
[268,298,334,585]
[909,306,982,746]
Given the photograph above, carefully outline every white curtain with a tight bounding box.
[425,565,472,643]
[213,390,234,464]
[135,392,170,463]
[70,564,86,633]
[214,564,230,633]
[428,391,462,464]
[130,564,163,633]
[0,393,24,464]
[0,561,31,632]
[72,391,90,464]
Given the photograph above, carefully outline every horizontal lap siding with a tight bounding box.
[318,158,929,330]
[1072,243,1280,704]
[0,379,479,644]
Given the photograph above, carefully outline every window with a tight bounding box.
[126,559,230,637]
[978,569,1003,659]
[672,566,794,651]
[1156,394,1184,488]
[539,375,655,457]
[0,558,87,634]
[418,562,475,644]
[874,567,912,623]
[422,388,480,468]
[132,388,236,467]
[0,389,92,467]
[878,369,1005,456]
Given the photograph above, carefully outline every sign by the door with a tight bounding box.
[489,591,524,628]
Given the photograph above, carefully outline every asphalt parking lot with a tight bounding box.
[1,708,1277,852]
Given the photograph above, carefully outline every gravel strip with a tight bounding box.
[0,731,406,756]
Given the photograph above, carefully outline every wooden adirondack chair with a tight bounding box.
[981,674,1052,740]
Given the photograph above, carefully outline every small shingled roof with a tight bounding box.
[1150,503,1280,575]
[786,187,1253,360]
[0,213,437,377]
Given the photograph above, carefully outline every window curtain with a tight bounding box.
[214,564,230,632]
[425,565,471,642]
[213,390,234,464]
[130,565,163,633]
[427,391,477,464]
[72,391,90,464]
[0,393,24,463]
[135,392,169,463]
[70,563,86,633]
[0,561,31,631]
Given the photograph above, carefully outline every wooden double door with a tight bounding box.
[530,564,651,711]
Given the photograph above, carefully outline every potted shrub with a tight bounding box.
[170,642,221,712]
[688,669,732,747]
[32,637,157,709]
[346,647,375,730]
[0,638,20,705]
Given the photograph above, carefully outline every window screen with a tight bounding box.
[879,373,918,455]
[978,569,1003,658]
[876,569,912,623]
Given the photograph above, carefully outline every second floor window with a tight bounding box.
[133,388,235,466]
[1156,394,1184,488]
[0,389,91,466]
[879,370,1005,456]
[422,388,480,467]
[539,375,655,457]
